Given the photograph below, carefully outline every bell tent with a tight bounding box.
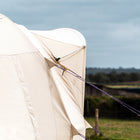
[0,14,90,140]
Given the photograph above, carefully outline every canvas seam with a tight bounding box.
[0,51,39,56]
[45,62,58,140]
[32,32,82,48]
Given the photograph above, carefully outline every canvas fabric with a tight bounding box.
[0,14,90,140]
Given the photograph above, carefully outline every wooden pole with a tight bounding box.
[87,100,89,116]
[95,108,99,136]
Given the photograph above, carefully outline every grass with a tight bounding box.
[85,118,140,140]
[105,85,140,89]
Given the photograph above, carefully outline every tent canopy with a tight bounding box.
[0,14,90,140]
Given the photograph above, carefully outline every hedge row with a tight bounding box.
[86,72,140,84]
[84,96,140,119]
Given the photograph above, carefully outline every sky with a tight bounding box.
[1,0,140,68]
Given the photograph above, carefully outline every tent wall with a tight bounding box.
[0,55,35,140]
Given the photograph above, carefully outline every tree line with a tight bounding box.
[86,67,140,75]
[86,71,140,84]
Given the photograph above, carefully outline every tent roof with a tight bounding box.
[0,15,37,55]
[0,14,86,56]
[32,28,86,46]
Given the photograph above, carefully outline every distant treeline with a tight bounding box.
[86,67,140,75]
[86,72,140,84]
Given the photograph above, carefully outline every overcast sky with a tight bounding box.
[1,0,140,68]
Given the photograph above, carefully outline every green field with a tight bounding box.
[85,118,140,140]
[105,84,140,89]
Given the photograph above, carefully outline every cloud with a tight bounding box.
[109,23,140,41]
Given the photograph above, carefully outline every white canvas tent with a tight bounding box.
[0,14,90,140]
